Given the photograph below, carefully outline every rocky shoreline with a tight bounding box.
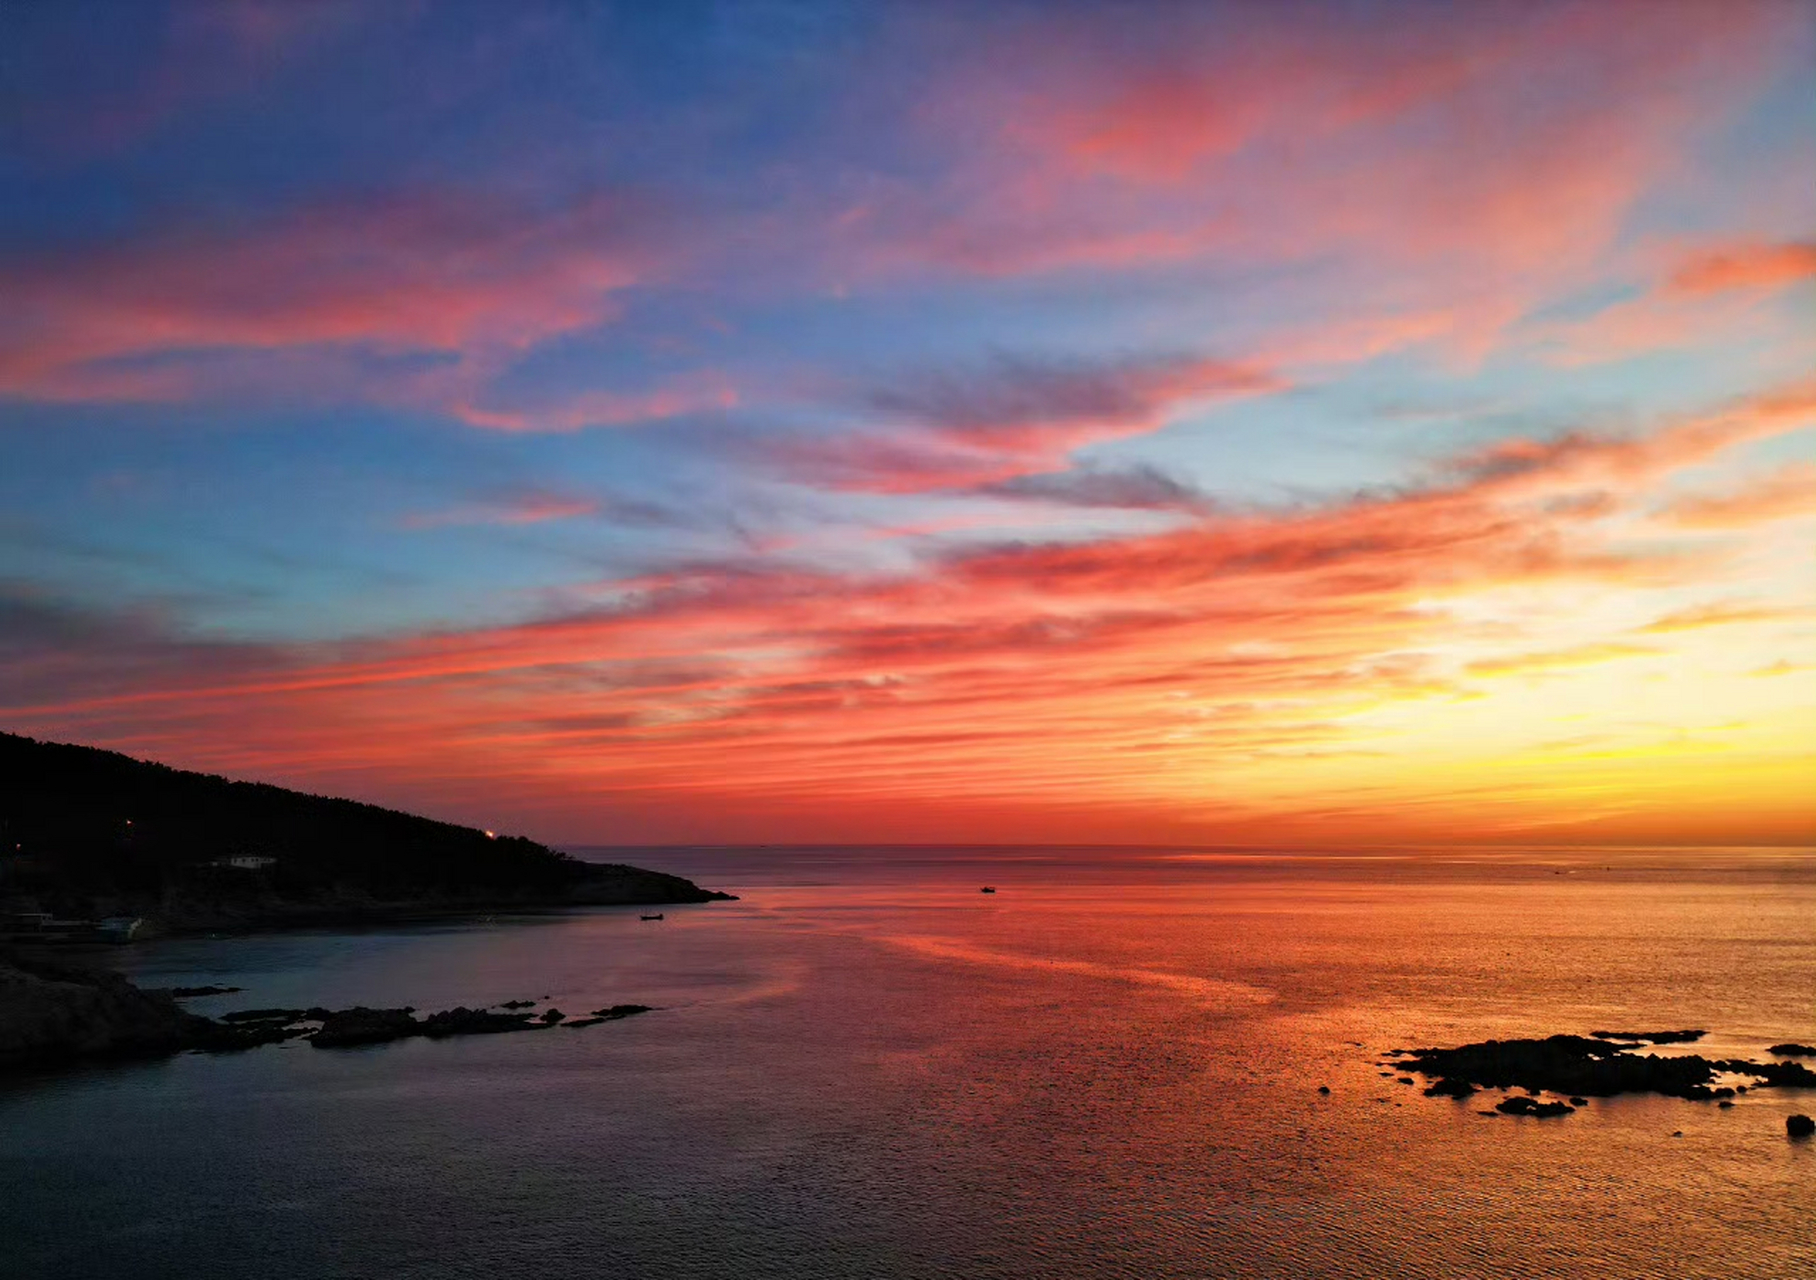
[1,947,216,1069]
[0,946,655,1073]
[206,999,655,1051]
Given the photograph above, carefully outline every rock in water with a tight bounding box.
[1767,1043,1816,1058]
[1495,1095,1574,1118]
[310,1007,421,1048]
[1589,1028,1706,1044]
[1423,1078,1477,1099]
[1788,1114,1815,1138]
[219,1007,308,1023]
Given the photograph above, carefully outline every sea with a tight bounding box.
[3,846,1813,1279]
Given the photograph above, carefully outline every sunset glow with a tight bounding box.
[2,1,1812,845]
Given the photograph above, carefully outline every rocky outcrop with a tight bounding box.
[1731,1057,1816,1088]
[310,1007,424,1047]
[421,1006,543,1038]
[1589,1029,1706,1044]
[260,1000,654,1048]
[0,947,211,1068]
[562,865,736,906]
[2,948,656,1072]
[1422,1077,1477,1099]
[1392,1033,1816,1103]
[1768,1042,1816,1057]
[1495,1095,1574,1117]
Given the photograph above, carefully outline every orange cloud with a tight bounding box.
[6,378,1811,843]
[1465,642,1658,678]
[1530,237,1816,366]
[1669,241,1816,295]
[1658,461,1816,528]
[1444,380,1816,496]
[1635,601,1807,634]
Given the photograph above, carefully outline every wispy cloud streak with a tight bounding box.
[6,381,1811,842]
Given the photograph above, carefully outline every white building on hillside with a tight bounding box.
[212,854,278,870]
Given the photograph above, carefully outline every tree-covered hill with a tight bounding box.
[0,732,730,929]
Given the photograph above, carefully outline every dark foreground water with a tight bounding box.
[4,846,1814,1279]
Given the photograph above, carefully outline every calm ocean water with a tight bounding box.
[3,846,1813,1279]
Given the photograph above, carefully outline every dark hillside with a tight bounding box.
[0,732,731,929]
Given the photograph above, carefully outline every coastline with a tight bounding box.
[100,862,737,939]
[0,941,660,1073]
[5,862,736,942]
[1,733,736,943]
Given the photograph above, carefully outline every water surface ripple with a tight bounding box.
[3,846,1812,1278]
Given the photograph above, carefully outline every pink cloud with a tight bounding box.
[869,352,1276,449]
[450,377,740,433]
[401,489,599,530]
[759,352,1279,493]
[1527,237,1816,366]
[832,2,1797,370]
[10,2,366,158]
[0,190,662,404]
[8,379,1805,816]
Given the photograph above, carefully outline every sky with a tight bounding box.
[1,0,1812,847]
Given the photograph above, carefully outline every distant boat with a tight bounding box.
[640,913,664,921]
[980,886,996,894]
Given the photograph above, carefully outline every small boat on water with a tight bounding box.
[640,913,664,921]
[980,886,996,894]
